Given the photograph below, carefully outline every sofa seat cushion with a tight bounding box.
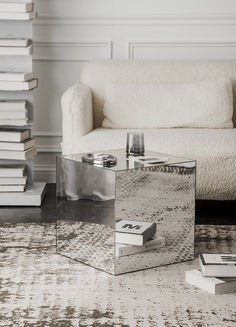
[63,128,236,200]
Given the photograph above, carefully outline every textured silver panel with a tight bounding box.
[56,150,196,275]
[115,164,195,274]
[57,220,114,274]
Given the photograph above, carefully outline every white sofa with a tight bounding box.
[61,60,236,200]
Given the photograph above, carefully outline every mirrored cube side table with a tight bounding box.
[56,149,196,275]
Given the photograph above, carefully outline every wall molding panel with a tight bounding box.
[128,40,236,59]
[36,145,61,153]
[34,164,56,183]
[34,133,62,153]
[33,132,62,137]
[34,13,236,26]
[33,41,113,62]
[35,164,56,172]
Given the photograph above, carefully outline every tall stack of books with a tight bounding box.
[185,254,236,294]
[0,2,46,202]
[115,219,165,257]
[0,128,36,161]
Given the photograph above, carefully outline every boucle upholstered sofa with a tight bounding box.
[61,60,236,200]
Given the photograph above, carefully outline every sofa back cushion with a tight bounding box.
[102,78,233,129]
[80,60,236,128]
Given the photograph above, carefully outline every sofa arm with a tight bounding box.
[61,83,93,155]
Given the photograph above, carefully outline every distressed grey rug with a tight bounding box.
[0,223,235,327]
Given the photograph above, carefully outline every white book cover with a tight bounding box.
[0,38,29,47]
[0,2,33,13]
[185,269,236,295]
[0,138,35,151]
[0,176,27,185]
[0,100,26,111]
[0,11,36,20]
[0,146,36,160]
[0,184,25,192]
[115,236,165,257]
[0,129,30,142]
[0,44,32,55]
[0,72,34,81]
[0,79,37,91]
[115,220,157,246]
[0,111,27,119]
[200,254,236,277]
[0,165,25,177]
[0,119,29,126]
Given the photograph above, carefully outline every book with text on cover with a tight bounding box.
[115,219,156,246]
[200,254,236,277]
[116,235,165,257]
[185,269,236,294]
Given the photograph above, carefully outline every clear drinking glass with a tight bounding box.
[126,132,145,156]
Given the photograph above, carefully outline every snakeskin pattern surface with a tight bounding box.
[115,165,195,274]
[56,150,195,275]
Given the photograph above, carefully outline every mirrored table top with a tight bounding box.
[58,149,196,172]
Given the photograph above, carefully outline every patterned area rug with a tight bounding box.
[0,223,235,327]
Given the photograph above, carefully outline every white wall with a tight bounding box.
[33,0,236,182]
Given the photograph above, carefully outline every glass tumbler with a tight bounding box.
[126,132,145,156]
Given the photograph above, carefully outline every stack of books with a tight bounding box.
[0,128,36,160]
[0,72,37,91]
[0,2,36,20]
[115,219,165,257]
[0,38,32,55]
[0,165,27,192]
[186,254,236,294]
[0,100,28,126]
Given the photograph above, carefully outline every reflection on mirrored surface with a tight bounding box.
[57,219,114,274]
[56,149,196,275]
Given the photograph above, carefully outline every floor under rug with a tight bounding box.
[0,223,235,327]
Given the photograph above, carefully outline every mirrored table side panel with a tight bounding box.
[114,162,196,275]
[56,157,116,274]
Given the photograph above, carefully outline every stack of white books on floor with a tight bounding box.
[0,2,46,205]
[0,72,37,91]
[0,165,27,192]
[0,100,28,126]
[115,219,165,257]
[185,254,236,294]
[0,2,36,20]
[0,38,32,55]
[0,128,36,160]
